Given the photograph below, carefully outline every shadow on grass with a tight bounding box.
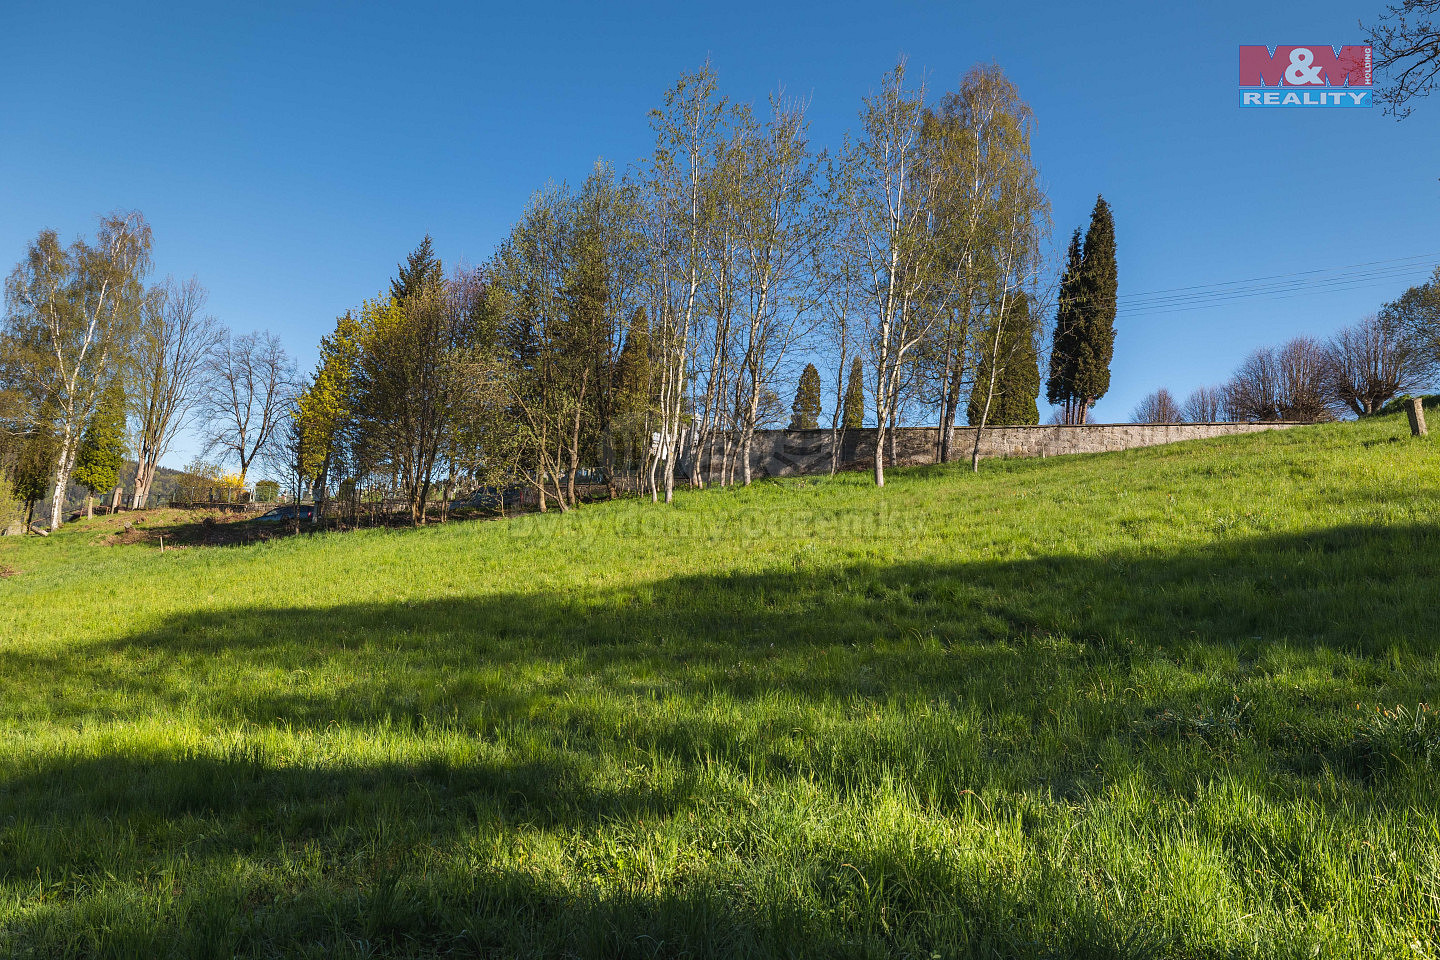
[3,522,1439,956]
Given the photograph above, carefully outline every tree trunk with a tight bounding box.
[132,459,155,510]
[887,406,898,468]
[47,422,78,531]
[872,432,885,487]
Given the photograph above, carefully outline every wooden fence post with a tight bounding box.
[1407,397,1428,438]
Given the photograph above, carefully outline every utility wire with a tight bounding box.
[1118,252,1438,317]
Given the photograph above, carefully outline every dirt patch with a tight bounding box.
[0,565,17,579]
[98,508,286,549]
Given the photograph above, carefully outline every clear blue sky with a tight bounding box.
[4,1,1436,467]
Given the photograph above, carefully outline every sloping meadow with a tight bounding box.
[1,407,1439,958]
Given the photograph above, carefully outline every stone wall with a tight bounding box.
[685,422,1304,480]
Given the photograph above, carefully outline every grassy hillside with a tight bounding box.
[1,406,1439,958]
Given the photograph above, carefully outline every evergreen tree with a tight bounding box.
[790,363,822,429]
[612,308,654,471]
[390,235,444,304]
[72,380,128,517]
[11,425,58,530]
[968,293,1040,426]
[1071,195,1118,422]
[1046,228,1083,422]
[842,356,865,428]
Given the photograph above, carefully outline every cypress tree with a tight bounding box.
[1071,195,1118,422]
[73,380,128,517]
[968,293,1040,426]
[842,356,865,428]
[790,363,822,429]
[1046,228,1083,422]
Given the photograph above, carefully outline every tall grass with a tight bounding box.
[1,403,1438,958]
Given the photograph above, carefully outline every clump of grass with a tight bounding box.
[1357,703,1440,772]
[1136,694,1253,746]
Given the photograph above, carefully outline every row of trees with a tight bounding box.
[1133,274,1440,424]
[278,58,1064,524]
[4,59,1126,529]
[0,212,297,530]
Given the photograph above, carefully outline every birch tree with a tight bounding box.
[640,63,728,502]
[2,211,151,529]
[838,60,959,487]
[951,68,1049,471]
[921,66,1042,462]
[727,95,825,485]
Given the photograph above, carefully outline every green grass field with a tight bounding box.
[2,406,1439,958]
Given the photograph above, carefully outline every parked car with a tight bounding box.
[450,486,524,510]
[250,504,315,524]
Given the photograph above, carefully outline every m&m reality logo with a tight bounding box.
[1238,45,1373,108]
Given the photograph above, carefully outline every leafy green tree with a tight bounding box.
[296,310,366,507]
[2,212,151,530]
[1070,195,1118,422]
[790,363,822,429]
[72,379,127,517]
[1046,229,1084,422]
[1381,265,1440,378]
[842,355,865,428]
[968,293,1039,426]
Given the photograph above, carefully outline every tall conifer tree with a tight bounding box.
[1071,195,1117,422]
[790,363,822,429]
[390,235,443,304]
[1046,229,1083,422]
[12,424,57,530]
[842,356,865,428]
[968,293,1040,426]
[72,379,128,517]
[612,307,654,473]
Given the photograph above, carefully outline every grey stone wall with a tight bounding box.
[687,422,1303,480]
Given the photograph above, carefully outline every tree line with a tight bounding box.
[2,57,1130,530]
[1131,271,1440,424]
[0,213,296,531]
[277,57,1085,525]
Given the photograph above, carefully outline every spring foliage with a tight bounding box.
[72,380,127,497]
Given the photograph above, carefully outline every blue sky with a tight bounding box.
[3,1,1436,467]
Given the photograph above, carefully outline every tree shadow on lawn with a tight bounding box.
[1,813,1171,960]
[10,519,1436,720]
[2,522,1439,956]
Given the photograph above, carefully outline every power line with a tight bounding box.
[1122,252,1439,301]
[1118,252,1438,317]
[1126,263,1432,307]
